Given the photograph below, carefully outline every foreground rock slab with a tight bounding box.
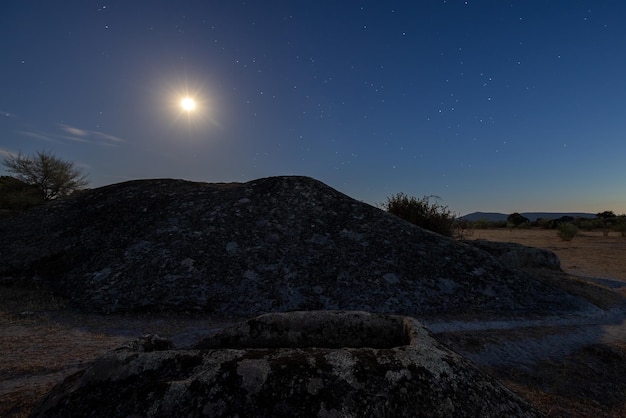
[31,311,540,418]
[0,176,597,318]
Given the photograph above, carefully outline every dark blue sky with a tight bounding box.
[2,1,625,215]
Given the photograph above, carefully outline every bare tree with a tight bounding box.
[2,151,89,200]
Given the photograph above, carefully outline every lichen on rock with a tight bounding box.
[0,176,594,318]
[30,311,541,417]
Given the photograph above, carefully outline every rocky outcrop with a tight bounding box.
[31,311,541,417]
[465,240,561,270]
[0,176,594,317]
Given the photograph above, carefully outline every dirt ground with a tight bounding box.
[459,228,626,417]
[0,284,239,418]
[468,228,626,285]
[1,228,626,417]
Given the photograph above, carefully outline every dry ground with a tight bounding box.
[469,228,626,287]
[1,228,625,417]
[0,284,238,418]
[457,228,626,417]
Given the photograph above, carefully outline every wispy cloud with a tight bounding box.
[13,122,126,147]
[0,147,14,158]
[18,130,60,143]
[58,124,88,137]
[91,131,125,143]
[59,135,90,143]
[57,123,126,146]
[0,110,18,118]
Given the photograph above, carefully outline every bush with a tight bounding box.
[579,220,594,231]
[613,219,626,237]
[557,223,578,241]
[470,219,491,229]
[536,218,551,229]
[383,193,456,237]
[507,212,530,227]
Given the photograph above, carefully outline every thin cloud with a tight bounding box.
[91,131,125,143]
[0,110,18,118]
[59,135,90,143]
[0,147,14,158]
[58,124,88,137]
[13,123,125,147]
[57,123,125,145]
[18,130,60,143]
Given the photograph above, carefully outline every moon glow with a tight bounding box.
[180,97,197,111]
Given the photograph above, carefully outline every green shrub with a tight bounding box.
[591,219,606,230]
[557,223,578,241]
[383,193,456,237]
[613,219,626,237]
[536,218,551,229]
[492,220,508,228]
[579,220,594,231]
[471,219,491,229]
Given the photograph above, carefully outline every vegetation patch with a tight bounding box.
[383,193,456,237]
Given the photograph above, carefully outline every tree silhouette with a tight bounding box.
[596,211,616,219]
[2,151,89,200]
[507,212,529,227]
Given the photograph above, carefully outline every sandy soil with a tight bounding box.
[2,228,626,417]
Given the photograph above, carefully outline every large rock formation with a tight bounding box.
[31,311,541,417]
[464,240,561,270]
[0,176,595,317]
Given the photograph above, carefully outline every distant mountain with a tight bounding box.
[459,212,509,222]
[460,212,596,222]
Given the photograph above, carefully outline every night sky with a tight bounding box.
[2,1,625,215]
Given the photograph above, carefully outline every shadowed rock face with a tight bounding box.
[31,311,541,418]
[0,176,593,316]
[464,240,561,270]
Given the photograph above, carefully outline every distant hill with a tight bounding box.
[460,212,596,222]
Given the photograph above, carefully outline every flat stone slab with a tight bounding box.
[31,311,540,417]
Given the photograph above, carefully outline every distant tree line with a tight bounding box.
[463,211,626,237]
[381,192,626,240]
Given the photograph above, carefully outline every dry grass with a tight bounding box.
[470,228,626,283]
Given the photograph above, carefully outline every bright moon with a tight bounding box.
[180,97,196,111]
